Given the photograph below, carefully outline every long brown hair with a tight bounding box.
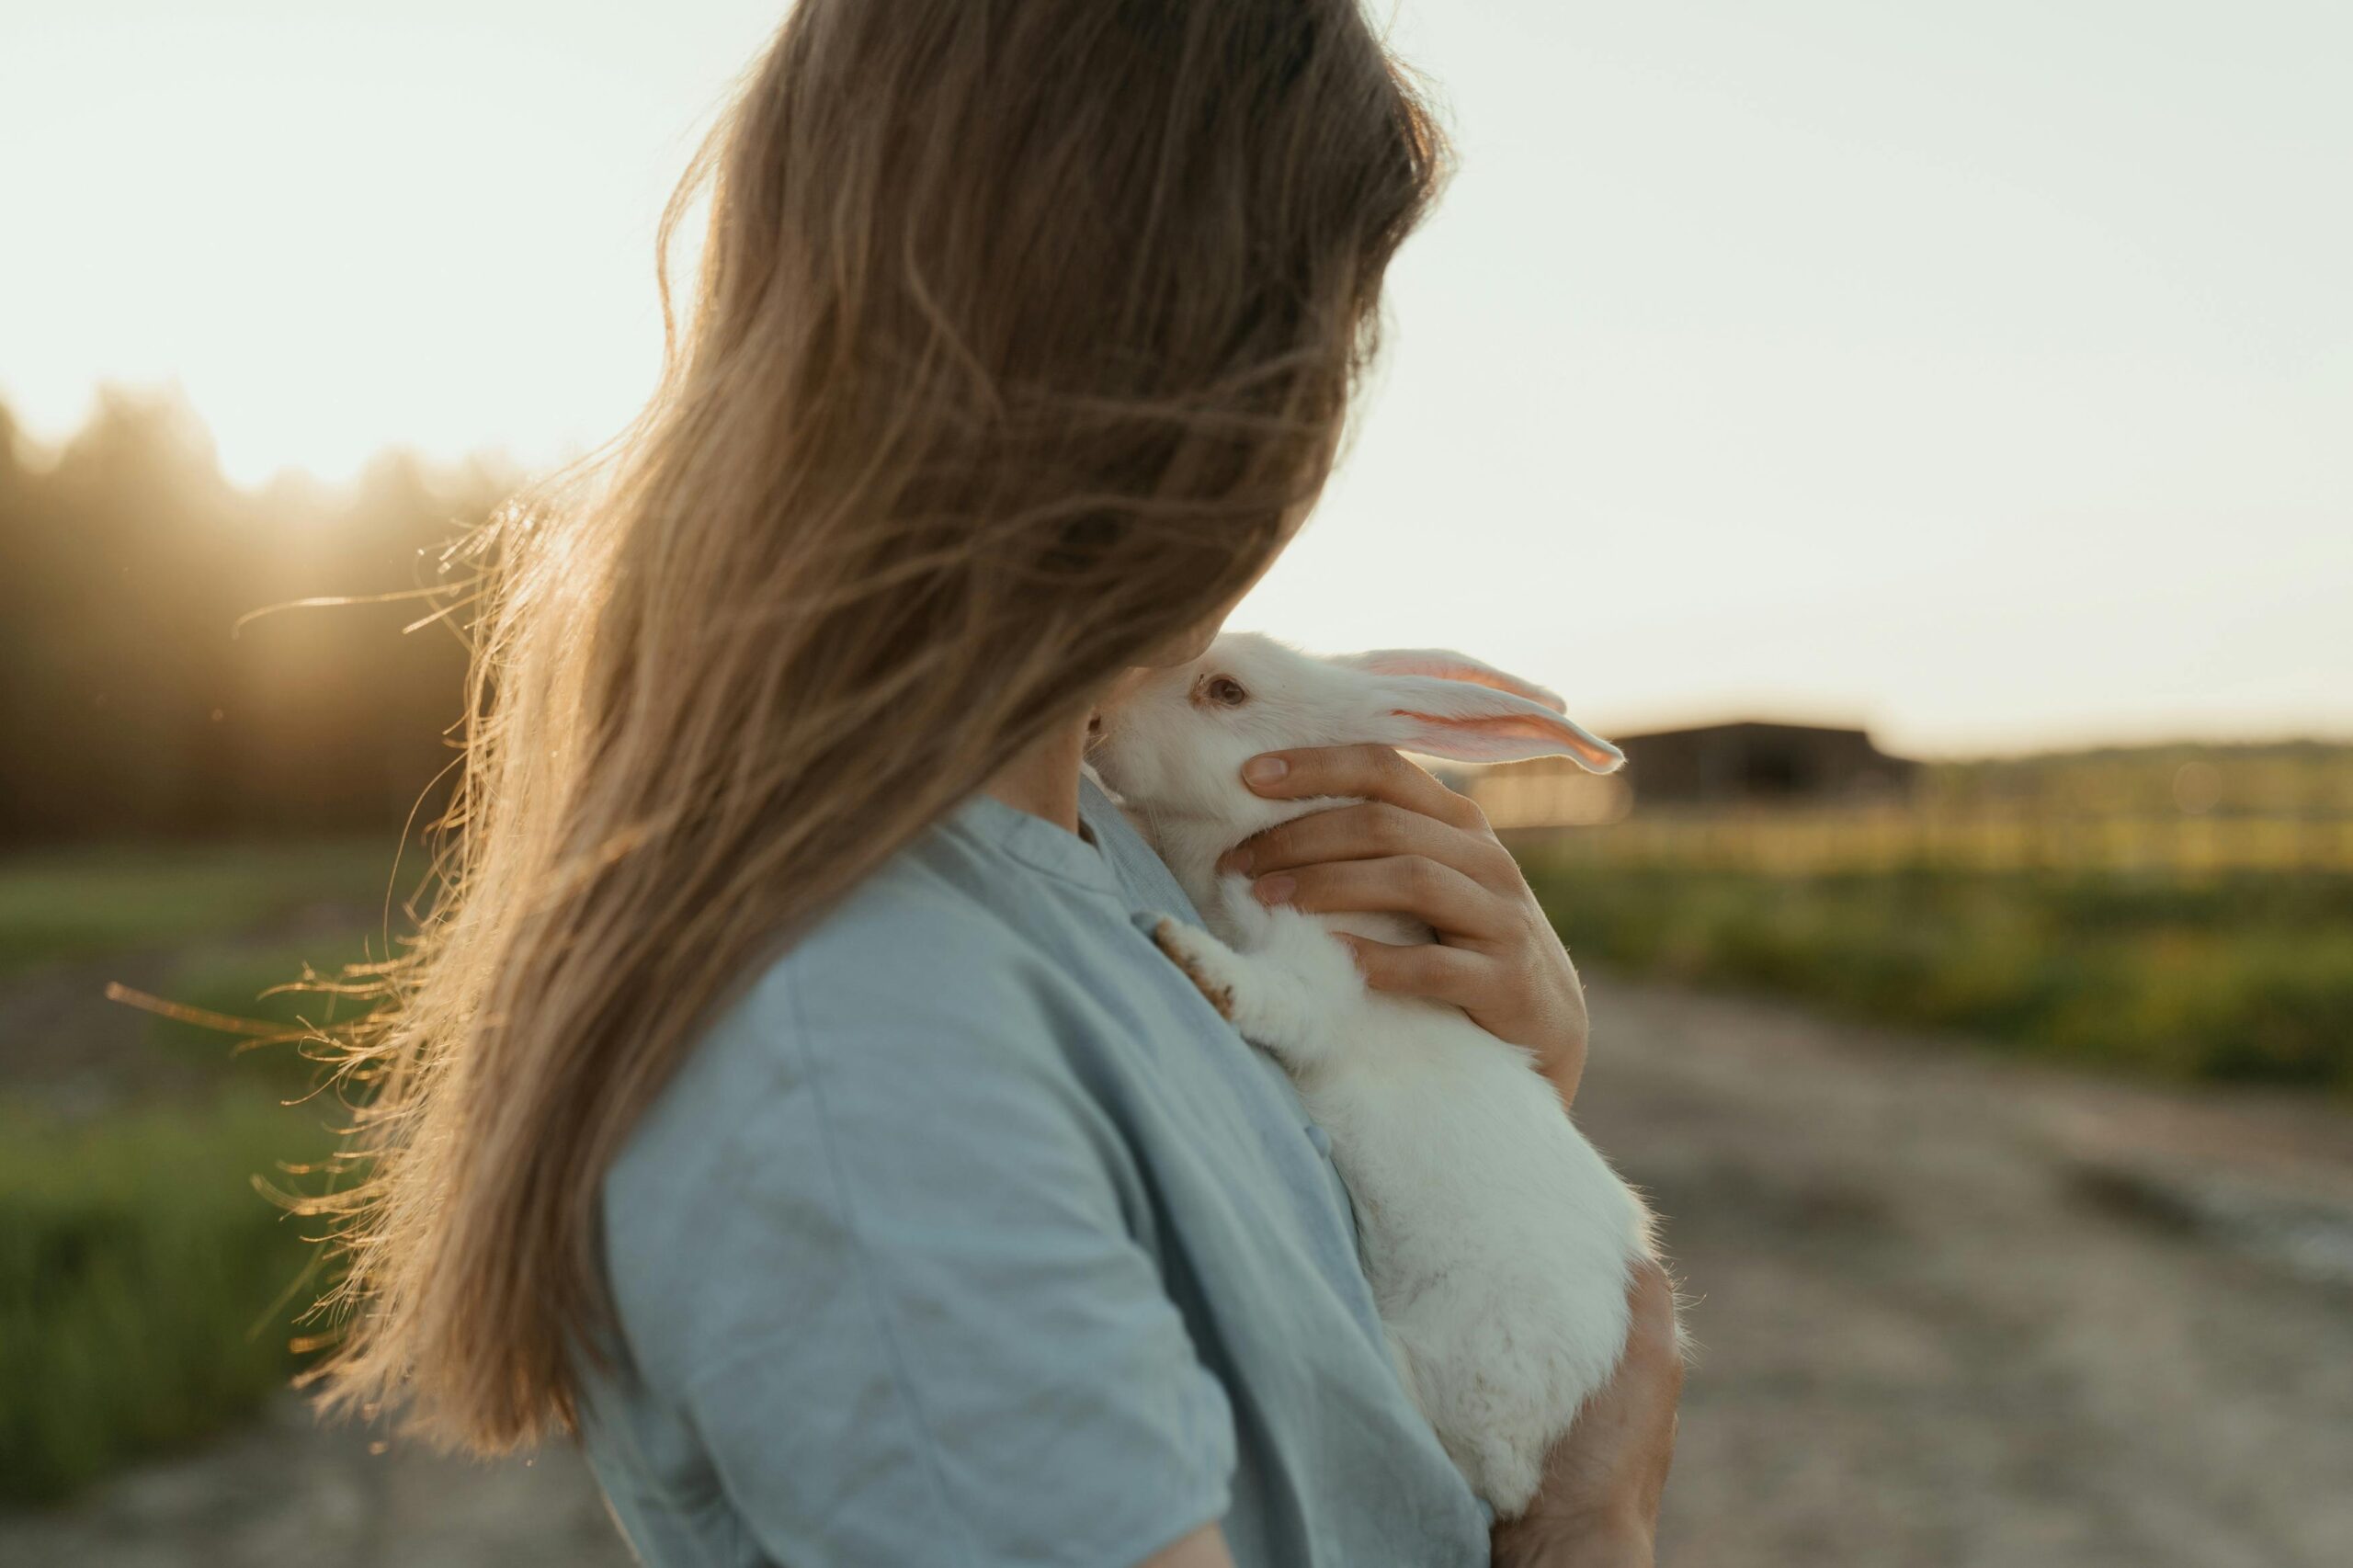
[309,0,1448,1451]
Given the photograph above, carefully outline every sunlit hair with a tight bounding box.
[306,0,1448,1450]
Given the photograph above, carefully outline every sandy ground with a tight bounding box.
[1586,983,2353,1568]
[6,976,2349,1567]
[0,1399,629,1568]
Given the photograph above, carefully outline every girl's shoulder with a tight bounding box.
[596,792,1173,1324]
[627,799,1121,1153]
[588,796,1198,1395]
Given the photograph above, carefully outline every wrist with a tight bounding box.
[1536,1041,1585,1108]
[1494,1504,1654,1568]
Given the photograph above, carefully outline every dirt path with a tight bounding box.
[6,978,2349,1566]
[0,1397,631,1568]
[1583,980,2353,1568]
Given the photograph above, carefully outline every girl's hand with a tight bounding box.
[1217,744,1592,1104]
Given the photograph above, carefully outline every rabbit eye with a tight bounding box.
[1201,675,1249,709]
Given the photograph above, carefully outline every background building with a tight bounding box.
[1455,720,1917,828]
[1612,722,1917,808]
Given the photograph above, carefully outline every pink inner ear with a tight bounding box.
[1352,653,1567,714]
[1400,710,1569,759]
[1397,709,1622,770]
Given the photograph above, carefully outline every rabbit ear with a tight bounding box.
[1332,648,1568,714]
[1370,674,1625,773]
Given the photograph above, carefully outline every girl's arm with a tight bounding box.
[1142,1525,1238,1568]
[1492,1260,1684,1568]
[634,960,1242,1566]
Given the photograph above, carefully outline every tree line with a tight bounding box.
[0,389,509,846]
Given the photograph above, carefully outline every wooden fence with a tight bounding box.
[1507,806,2353,877]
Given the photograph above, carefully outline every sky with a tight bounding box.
[4,0,2347,756]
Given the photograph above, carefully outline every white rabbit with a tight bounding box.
[1088,632,1660,1517]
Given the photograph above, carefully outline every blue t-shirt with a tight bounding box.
[577,779,1490,1566]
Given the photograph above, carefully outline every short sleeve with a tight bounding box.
[665,970,1235,1567]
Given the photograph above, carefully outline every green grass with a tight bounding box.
[0,1093,343,1502]
[1529,862,2353,1091]
[0,837,410,975]
[0,837,396,1501]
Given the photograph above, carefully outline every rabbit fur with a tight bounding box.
[1087,632,1660,1517]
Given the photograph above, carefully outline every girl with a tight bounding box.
[311,3,1680,1563]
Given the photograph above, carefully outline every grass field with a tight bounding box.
[0,837,395,1503]
[0,839,408,977]
[0,1096,339,1501]
[1524,854,2353,1093]
[1506,745,2353,1092]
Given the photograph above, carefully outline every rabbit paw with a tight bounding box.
[1152,917,1239,1021]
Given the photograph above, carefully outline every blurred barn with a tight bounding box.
[1454,722,1918,829]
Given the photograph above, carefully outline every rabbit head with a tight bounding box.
[1089,633,1623,851]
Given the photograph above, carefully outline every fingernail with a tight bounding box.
[1255,874,1296,904]
[1218,846,1252,876]
[1243,756,1288,787]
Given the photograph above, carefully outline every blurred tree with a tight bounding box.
[0,389,498,847]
